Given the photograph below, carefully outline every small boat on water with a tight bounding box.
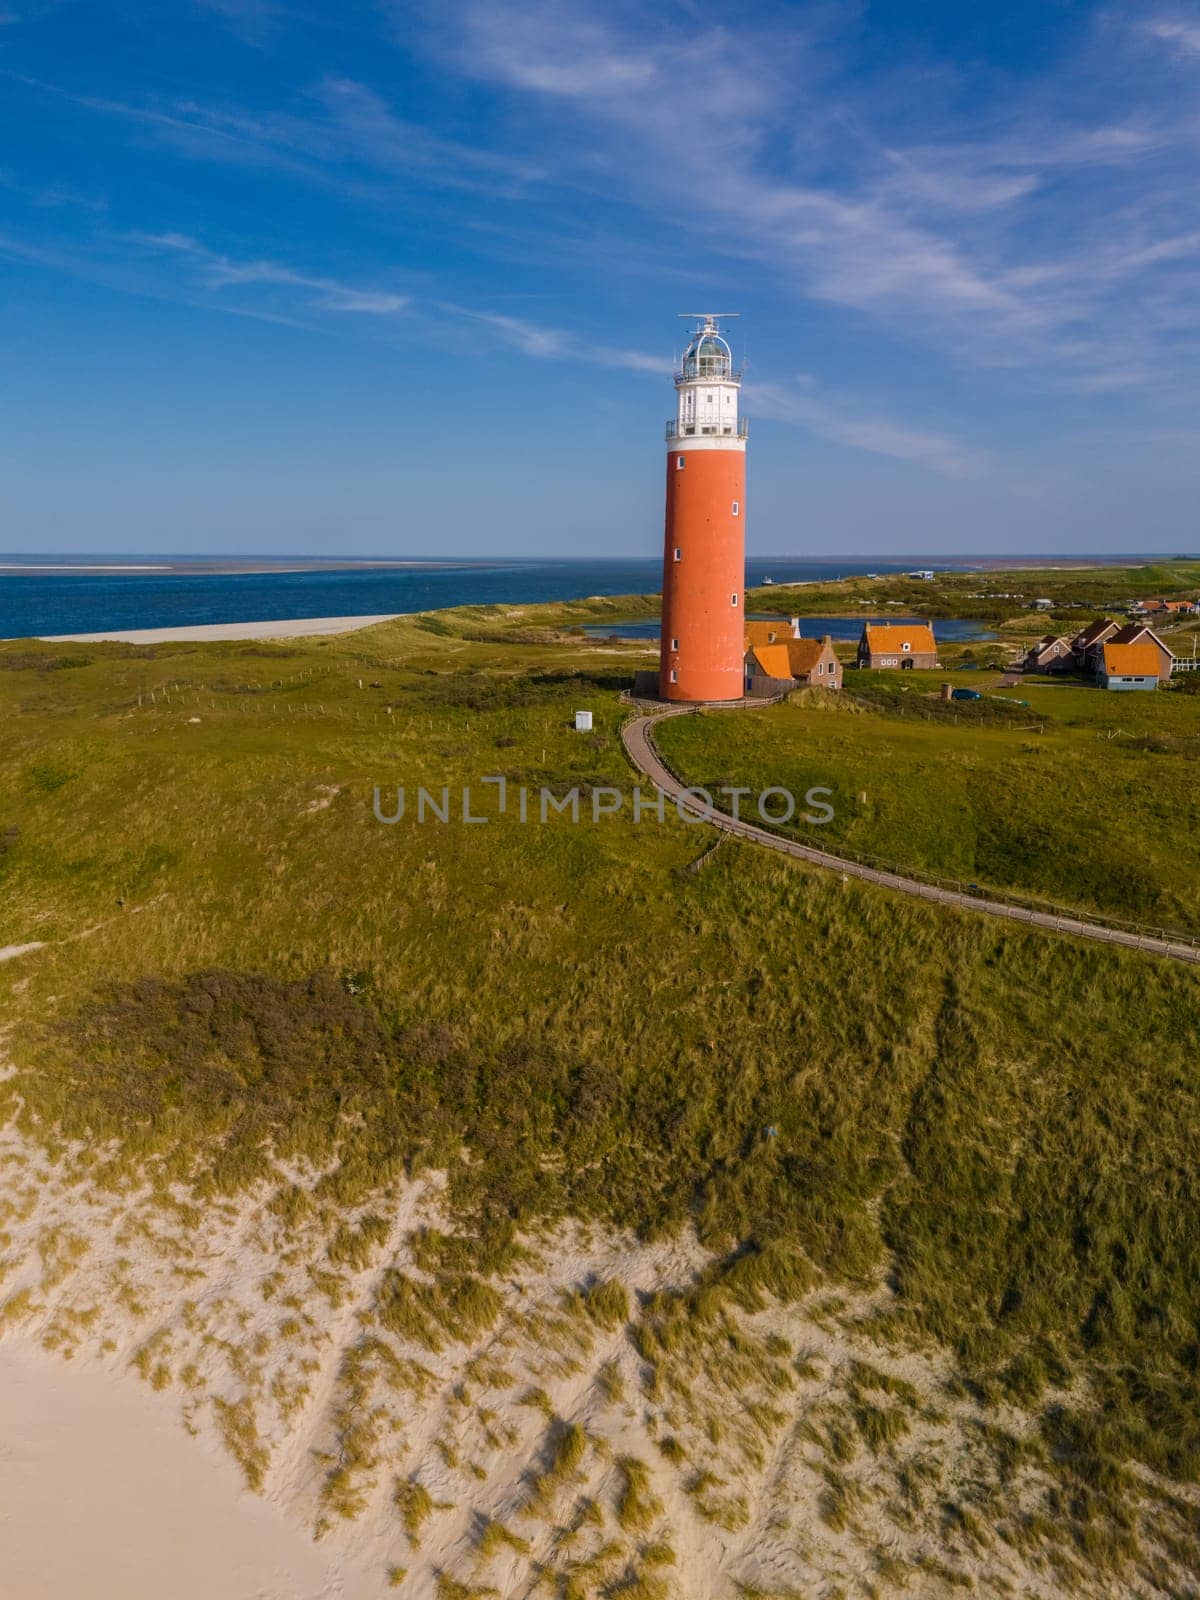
[762,575,774,585]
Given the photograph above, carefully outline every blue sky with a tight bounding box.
[3,1,1200,557]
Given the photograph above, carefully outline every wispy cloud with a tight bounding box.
[436,300,974,470]
[750,379,983,479]
[428,304,964,470]
[1147,18,1200,57]
[0,169,107,212]
[2,68,543,199]
[89,231,669,373]
[134,232,412,316]
[11,0,1200,494]
[425,0,1200,395]
[193,0,283,48]
[441,305,664,372]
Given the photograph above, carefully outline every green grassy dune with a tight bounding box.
[656,667,1200,934]
[1,589,1199,1589]
[745,559,1200,626]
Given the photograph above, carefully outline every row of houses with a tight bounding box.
[1024,618,1179,691]
[1133,597,1200,616]
[742,620,941,695]
[1030,595,1198,618]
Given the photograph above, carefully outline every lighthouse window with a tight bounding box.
[676,455,685,469]
[731,501,740,516]
[669,669,678,683]
[673,547,681,562]
[731,593,739,607]
[671,638,679,650]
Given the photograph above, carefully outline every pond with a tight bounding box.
[579,613,999,643]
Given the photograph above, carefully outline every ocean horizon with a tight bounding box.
[0,552,1175,640]
[0,556,915,639]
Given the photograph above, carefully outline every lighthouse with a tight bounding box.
[659,314,747,702]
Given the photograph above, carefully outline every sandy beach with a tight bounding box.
[0,1343,378,1600]
[41,614,404,644]
[1,1033,1195,1600]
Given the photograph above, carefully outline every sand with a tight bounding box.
[40,615,404,644]
[0,943,46,963]
[1,1103,1195,1597]
[0,1343,378,1600]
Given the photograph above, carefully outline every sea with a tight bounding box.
[0,555,932,640]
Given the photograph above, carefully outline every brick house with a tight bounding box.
[857,622,938,670]
[743,619,800,651]
[745,635,842,696]
[787,635,843,689]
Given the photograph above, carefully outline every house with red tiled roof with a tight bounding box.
[856,622,938,670]
[743,618,800,651]
[745,634,842,695]
[785,635,842,689]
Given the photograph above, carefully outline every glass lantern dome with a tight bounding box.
[681,328,733,381]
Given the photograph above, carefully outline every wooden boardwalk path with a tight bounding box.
[622,704,1200,967]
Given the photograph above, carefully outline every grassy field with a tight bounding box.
[1,590,1199,1589]
[657,666,1200,934]
[745,559,1200,629]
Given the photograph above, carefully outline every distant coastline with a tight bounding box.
[42,615,405,645]
[0,557,491,577]
[0,551,1185,577]
[1,553,1189,641]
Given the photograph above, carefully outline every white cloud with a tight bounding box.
[134,233,411,316]
[425,0,1200,393]
[436,3,1025,331]
[436,304,666,373]
[371,297,969,470]
[131,236,667,374]
[5,69,542,199]
[749,380,983,479]
[1147,18,1200,57]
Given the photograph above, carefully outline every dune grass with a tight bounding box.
[616,1456,663,1533]
[656,667,1200,931]
[0,597,1198,1554]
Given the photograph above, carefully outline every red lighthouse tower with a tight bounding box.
[659,315,747,702]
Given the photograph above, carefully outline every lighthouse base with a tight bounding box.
[630,669,759,707]
[659,670,744,704]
